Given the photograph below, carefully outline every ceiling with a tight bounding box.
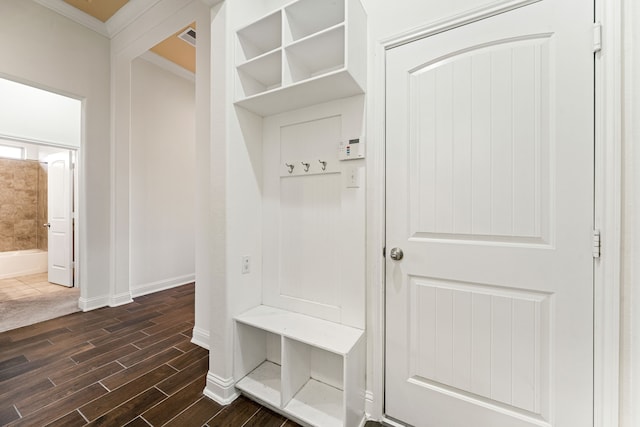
[52,0,196,73]
[62,0,129,22]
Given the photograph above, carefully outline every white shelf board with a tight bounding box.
[235,305,364,355]
[237,49,282,87]
[286,25,345,78]
[285,0,345,42]
[285,379,343,427]
[234,70,364,116]
[237,10,282,61]
[235,361,282,408]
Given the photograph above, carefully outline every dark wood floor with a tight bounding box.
[0,283,300,426]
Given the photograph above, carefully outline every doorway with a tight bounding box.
[0,76,81,331]
[384,0,595,425]
[0,140,79,331]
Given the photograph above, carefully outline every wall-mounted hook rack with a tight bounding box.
[281,159,338,177]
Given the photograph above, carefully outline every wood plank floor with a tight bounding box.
[0,284,300,427]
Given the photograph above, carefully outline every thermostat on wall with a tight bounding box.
[338,137,365,160]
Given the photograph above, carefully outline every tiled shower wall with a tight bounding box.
[0,158,48,252]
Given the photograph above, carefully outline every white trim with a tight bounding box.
[139,51,196,82]
[380,0,541,48]
[109,291,134,307]
[78,295,110,311]
[106,0,164,37]
[594,0,622,426]
[34,0,164,39]
[622,3,640,426]
[191,327,210,349]
[371,0,623,425]
[203,372,240,405]
[366,38,387,422]
[32,0,109,37]
[381,416,409,427]
[365,390,376,417]
[130,273,195,298]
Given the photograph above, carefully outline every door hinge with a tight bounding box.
[593,22,602,53]
[383,246,386,258]
[592,229,601,258]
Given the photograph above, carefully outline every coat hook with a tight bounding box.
[285,163,294,174]
[318,160,327,171]
[301,162,310,172]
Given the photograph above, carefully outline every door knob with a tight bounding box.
[390,247,404,261]
[43,223,50,228]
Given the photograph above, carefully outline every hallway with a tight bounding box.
[0,283,298,426]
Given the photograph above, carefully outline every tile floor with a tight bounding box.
[0,273,75,301]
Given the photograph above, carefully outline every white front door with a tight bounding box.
[385,1,594,426]
[47,151,73,287]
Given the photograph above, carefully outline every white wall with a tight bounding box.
[0,0,111,308]
[130,57,196,296]
[0,77,81,147]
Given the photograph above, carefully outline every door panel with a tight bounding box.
[409,36,551,243]
[385,1,593,426]
[47,151,73,287]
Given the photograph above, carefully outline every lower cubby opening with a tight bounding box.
[282,338,345,427]
[234,323,282,407]
[234,307,365,427]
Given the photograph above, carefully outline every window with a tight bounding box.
[0,144,24,160]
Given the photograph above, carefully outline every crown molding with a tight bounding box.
[34,0,164,39]
[33,0,109,37]
[106,0,163,37]
[139,51,195,82]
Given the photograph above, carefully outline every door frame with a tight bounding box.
[366,0,622,425]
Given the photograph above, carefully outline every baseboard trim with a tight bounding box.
[203,372,239,405]
[191,327,210,350]
[78,295,110,311]
[110,291,133,307]
[130,274,196,298]
[365,390,375,418]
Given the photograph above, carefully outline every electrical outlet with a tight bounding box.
[241,256,250,274]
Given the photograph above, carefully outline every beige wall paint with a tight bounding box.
[0,0,111,305]
[130,57,196,295]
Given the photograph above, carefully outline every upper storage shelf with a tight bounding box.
[234,0,366,116]
[236,11,282,63]
[284,0,345,43]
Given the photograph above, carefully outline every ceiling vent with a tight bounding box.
[178,27,196,47]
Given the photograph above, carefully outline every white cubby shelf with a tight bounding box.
[234,305,365,427]
[234,0,367,116]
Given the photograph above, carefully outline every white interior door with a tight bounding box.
[47,151,73,287]
[385,1,594,426]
